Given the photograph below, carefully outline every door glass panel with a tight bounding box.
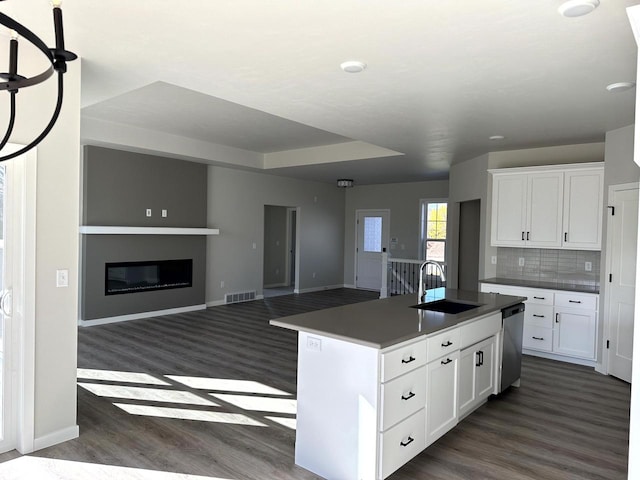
[363,217,382,252]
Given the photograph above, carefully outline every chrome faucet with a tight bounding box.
[418,260,446,303]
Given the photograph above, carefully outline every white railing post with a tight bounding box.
[380,251,389,299]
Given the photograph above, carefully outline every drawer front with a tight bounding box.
[381,338,427,382]
[554,292,597,311]
[460,312,501,349]
[480,284,522,296]
[525,304,554,328]
[380,366,427,431]
[523,325,552,351]
[426,328,460,363]
[525,290,554,306]
[379,408,426,479]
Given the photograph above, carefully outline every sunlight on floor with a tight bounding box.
[78,383,219,406]
[265,416,297,429]
[0,456,235,480]
[211,394,297,414]
[166,376,290,395]
[113,403,267,426]
[77,368,169,385]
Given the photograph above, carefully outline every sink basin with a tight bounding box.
[411,299,483,314]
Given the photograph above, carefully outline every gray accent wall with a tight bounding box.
[343,180,449,286]
[81,146,208,319]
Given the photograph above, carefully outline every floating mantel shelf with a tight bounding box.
[79,226,220,235]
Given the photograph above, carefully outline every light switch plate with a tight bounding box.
[161,209,167,218]
[56,269,69,288]
[585,261,592,272]
[518,257,525,267]
[146,209,152,217]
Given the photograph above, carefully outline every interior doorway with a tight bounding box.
[457,200,481,291]
[355,209,390,291]
[604,183,639,383]
[263,205,298,298]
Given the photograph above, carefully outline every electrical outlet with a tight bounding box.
[491,256,497,265]
[312,272,316,278]
[252,242,257,250]
[162,209,168,218]
[307,336,322,351]
[146,208,152,217]
[220,280,225,288]
[518,257,525,267]
[585,261,592,272]
[56,269,69,288]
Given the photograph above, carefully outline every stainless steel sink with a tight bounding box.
[411,299,483,314]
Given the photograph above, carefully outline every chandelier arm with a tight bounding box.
[0,92,16,151]
[0,12,54,62]
[0,71,63,163]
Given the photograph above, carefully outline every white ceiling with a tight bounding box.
[6,0,640,184]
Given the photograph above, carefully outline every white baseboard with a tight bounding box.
[343,284,356,289]
[595,362,607,375]
[523,349,596,368]
[79,304,207,327]
[33,425,79,452]
[295,284,345,294]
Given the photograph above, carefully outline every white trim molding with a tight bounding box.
[79,226,220,235]
[79,304,207,327]
[33,425,79,452]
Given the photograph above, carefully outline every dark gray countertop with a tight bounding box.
[481,277,600,294]
[270,288,526,349]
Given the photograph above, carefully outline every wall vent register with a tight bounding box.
[105,259,193,295]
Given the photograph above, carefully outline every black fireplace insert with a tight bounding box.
[105,259,193,295]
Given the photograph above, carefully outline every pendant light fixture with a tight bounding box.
[0,0,77,162]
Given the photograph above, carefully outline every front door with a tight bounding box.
[607,185,639,383]
[355,210,389,291]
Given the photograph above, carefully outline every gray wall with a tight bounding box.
[207,166,345,302]
[458,200,481,291]
[343,180,449,286]
[81,147,209,319]
[263,205,289,287]
[83,145,207,227]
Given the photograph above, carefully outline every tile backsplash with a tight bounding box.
[496,247,600,289]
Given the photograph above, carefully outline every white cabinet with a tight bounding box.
[480,283,599,365]
[490,163,604,250]
[426,351,459,445]
[562,169,604,250]
[458,336,496,419]
[491,171,563,248]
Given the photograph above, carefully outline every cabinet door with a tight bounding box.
[475,337,495,400]
[426,351,459,445]
[526,172,563,247]
[562,169,604,250]
[491,174,527,246]
[553,308,596,359]
[457,347,476,417]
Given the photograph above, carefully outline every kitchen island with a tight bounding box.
[271,288,525,480]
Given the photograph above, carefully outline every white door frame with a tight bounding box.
[0,145,36,454]
[354,209,390,289]
[601,182,639,377]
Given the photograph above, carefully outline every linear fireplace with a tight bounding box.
[105,259,193,295]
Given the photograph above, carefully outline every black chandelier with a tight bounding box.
[0,0,77,162]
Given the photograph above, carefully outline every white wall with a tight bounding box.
[10,53,81,442]
[343,180,449,286]
[206,167,345,302]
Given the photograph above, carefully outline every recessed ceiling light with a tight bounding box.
[489,135,505,141]
[558,0,600,18]
[340,61,367,73]
[606,82,636,93]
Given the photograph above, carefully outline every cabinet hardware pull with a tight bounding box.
[441,341,453,347]
[533,296,545,300]
[401,392,416,401]
[479,350,484,366]
[564,232,568,242]
[441,358,452,365]
[522,231,525,241]
[476,352,481,367]
[527,231,530,241]
[555,313,559,323]
[532,336,544,340]
[400,436,414,447]
[401,356,416,364]
[569,300,582,304]
[533,314,545,318]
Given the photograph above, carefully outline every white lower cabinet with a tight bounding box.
[379,408,426,479]
[553,307,597,359]
[426,351,459,445]
[458,336,496,418]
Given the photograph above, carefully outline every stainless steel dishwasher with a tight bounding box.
[500,303,525,393]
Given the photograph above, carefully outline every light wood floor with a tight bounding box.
[1,289,630,479]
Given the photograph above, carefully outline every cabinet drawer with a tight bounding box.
[426,328,460,363]
[523,325,552,351]
[381,338,427,382]
[379,408,426,480]
[554,292,597,310]
[525,304,554,328]
[460,313,501,349]
[380,366,426,431]
[525,290,554,306]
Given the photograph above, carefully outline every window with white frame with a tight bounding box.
[420,200,447,262]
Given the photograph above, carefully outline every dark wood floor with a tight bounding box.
[4,289,630,479]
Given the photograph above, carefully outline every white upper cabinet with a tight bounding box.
[562,169,604,250]
[490,163,603,250]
